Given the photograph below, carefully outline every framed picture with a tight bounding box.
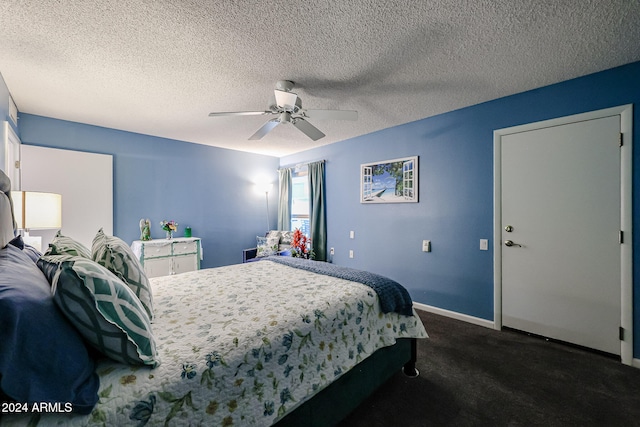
[360,156,418,203]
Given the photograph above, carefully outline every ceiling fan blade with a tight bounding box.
[302,109,358,121]
[249,119,280,140]
[292,118,325,141]
[209,111,271,117]
[274,89,298,111]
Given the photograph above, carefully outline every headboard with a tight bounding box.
[0,169,16,248]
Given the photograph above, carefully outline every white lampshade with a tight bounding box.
[11,191,62,230]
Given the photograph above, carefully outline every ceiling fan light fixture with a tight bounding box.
[274,89,298,112]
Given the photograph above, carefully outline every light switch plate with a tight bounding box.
[480,239,489,250]
[422,240,431,252]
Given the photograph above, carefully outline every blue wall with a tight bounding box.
[281,61,640,356]
[14,61,640,358]
[18,114,280,268]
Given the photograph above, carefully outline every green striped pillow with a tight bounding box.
[46,231,91,258]
[92,228,154,320]
[52,257,159,367]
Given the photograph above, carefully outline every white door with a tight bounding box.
[499,113,624,355]
[3,122,20,190]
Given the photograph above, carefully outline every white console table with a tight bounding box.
[131,237,202,278]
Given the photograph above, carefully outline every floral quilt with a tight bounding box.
[2,260,427,426]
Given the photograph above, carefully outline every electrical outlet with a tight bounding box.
[349,230,355,239]
[330,247,335,255]
[349,250,354,258]
[422,240,431,252]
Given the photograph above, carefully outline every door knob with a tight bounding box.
[504,225,513,232]
[504,240,521,247]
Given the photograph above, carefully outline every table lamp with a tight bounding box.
[11,191,62,251]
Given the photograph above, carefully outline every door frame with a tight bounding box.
[3,121,21,190]
[493,104,633,365]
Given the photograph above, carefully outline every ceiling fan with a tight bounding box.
[208,80,357,141]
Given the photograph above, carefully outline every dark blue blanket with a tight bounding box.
[264,256,414,316]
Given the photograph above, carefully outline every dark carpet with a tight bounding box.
[338,310,640,427]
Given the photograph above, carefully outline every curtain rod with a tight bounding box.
[278,159,325,171]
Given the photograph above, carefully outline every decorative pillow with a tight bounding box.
[278,230,294,244]
[0,244,99,414]
[8,235,42,263]
[267,230,295,251]
[45,231,91,258]
[7,235,24,249]
[256,235,280,257]
[266,230,282,240]
[92,228,154,320]
[278,230,295,251]
[37,253,75,286]
[51,257,159,367]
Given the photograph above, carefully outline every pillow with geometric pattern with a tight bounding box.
[92,228,154,320]
[45,231,91,258]
[51,256,159,367]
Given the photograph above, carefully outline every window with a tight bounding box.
[290,169,310,235]
[362,166,373,200]
[402,158,415,199]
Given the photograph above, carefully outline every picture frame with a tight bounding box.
[360,156,418,203]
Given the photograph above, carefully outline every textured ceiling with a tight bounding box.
[1,1,639,157]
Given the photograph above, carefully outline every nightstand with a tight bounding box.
[131,237,202,278]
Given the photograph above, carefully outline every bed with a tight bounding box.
[0,173,427,426]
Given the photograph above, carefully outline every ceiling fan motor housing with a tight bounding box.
[275,80,295,92]
[280,112,292,123]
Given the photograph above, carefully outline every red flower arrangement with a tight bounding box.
[291,229,314,259]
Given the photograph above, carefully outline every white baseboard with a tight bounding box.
[633,358,640,369]
[412,302,495,329]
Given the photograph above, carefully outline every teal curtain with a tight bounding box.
[308,161,327,261]
[277,168,292,231]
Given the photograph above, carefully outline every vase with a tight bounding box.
[166,230,173,239]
